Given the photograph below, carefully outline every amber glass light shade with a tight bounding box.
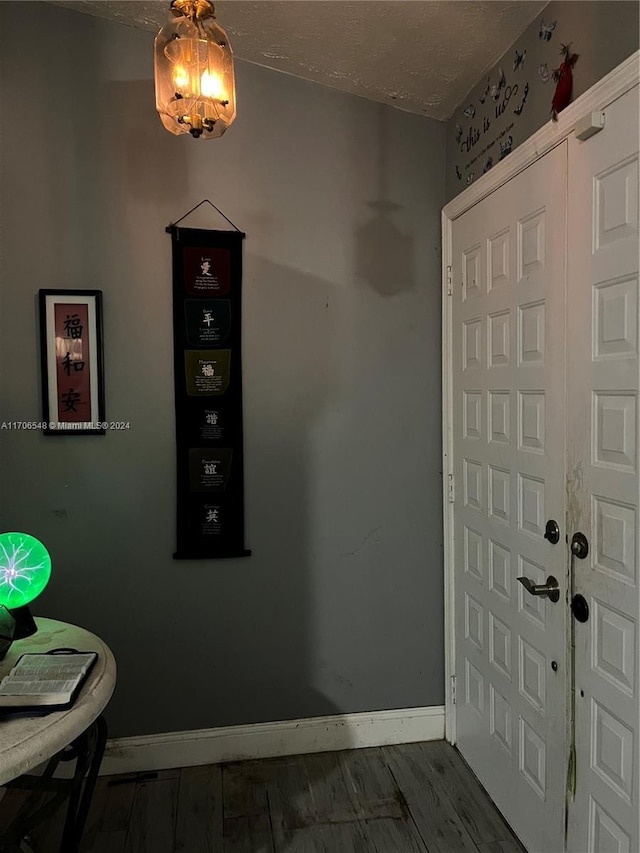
[154,0,236,139]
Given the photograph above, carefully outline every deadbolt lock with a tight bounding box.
[544,519,560,544]
[571,532,589,559]
[571,594,589,623]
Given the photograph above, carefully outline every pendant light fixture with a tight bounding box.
[154,0,236,139]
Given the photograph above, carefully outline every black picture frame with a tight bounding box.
[39,289,106,435]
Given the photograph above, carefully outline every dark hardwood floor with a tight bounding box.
[1,740,526,852]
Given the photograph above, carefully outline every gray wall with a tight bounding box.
[445,1,639,200]
[0,2,445,738]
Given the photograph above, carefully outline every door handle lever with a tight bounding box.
[517,574,560,603]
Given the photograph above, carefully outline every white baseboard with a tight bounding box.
[100,705,445,777]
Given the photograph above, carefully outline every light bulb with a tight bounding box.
[173,65,190,92]
[201,69,224,100]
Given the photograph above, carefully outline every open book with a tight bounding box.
[0,651,97,710]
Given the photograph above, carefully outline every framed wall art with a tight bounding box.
[39,289,105,435]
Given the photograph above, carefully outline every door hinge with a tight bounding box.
[451,674,457,705]
[446,265,453,296]
[448,473,455,503]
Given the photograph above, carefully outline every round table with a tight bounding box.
[0,617,116,851]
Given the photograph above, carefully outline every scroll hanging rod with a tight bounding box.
[166,199,242,234]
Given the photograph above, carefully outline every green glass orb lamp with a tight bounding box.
[0,532,52,646]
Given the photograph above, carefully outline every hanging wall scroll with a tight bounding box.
[168,205,250,559]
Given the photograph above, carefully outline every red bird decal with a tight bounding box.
[551,43,579,120]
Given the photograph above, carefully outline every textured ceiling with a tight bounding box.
[49,1,548,120]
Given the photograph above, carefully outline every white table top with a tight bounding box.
[0,618,116,786]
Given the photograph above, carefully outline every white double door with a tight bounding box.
[450,84,639,853]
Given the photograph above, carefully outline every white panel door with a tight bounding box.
[451,143,568,853]
[566,85,639,853]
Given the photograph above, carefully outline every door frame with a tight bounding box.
[442,50,640,745]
